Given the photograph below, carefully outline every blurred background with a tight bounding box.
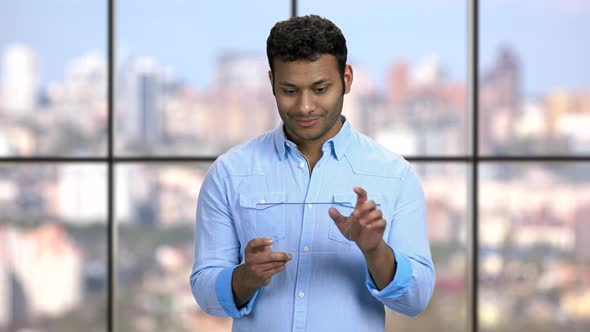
[0,0,589,331]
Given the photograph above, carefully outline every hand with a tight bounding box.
[328,187,386,254]
[232,238,292,306]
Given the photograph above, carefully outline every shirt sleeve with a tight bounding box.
[366,164,436,317]
[189,160,259,318]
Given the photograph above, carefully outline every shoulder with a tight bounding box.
[213,129,277,176]
[344,130,412,180]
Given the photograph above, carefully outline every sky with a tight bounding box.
[0,0,589,96]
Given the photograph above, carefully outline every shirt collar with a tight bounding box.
[273,115,352,161]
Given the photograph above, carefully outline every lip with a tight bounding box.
[295,118,320,128]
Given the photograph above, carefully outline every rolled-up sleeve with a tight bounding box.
[189,161,258,318]
[367,165,436,317]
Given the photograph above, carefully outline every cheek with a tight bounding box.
[323,94,343,113]
[275,98,294,114]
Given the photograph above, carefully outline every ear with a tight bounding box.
[343,64,353,94]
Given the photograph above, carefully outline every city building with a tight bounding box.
[1,44,38,114]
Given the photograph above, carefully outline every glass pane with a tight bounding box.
[386,163,468,331]
[116,1,289,156]
[0,1,107,157]
[480,0,590,155]
[116,163,231,332]
[253,202,354,255]
[0,164,107,332]
[479,163,590,331]
[299,0,468,156]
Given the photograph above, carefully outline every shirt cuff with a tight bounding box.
[366,246,412,300]
[215,265,260,318]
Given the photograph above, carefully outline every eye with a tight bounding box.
[282,89,296,95]
[315,86,328,94]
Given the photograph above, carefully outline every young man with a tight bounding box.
[190,15,435,331]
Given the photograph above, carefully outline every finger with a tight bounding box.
[359,208,382,226]
[328,207,346,225]
[268,251,292,262]
[246,237,273,253]
[247,250,292,265]
[255,261,287,273]
[365,218,386,231]
[260,265,286,286]
[353,187,368,210]
[366,218,386,231]
[358,200,377,215]
[262,264,286,281]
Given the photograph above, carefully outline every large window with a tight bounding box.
[1,1,589,332]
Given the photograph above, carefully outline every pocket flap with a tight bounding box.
[240,192,287,209]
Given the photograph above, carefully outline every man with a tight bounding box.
[190,15,435,331]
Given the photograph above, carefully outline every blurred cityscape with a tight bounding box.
[1,43,589,158]
[0,36,589,332]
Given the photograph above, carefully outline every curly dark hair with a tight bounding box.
[266,15,348,78]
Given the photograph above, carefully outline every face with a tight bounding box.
[269,54,353,147]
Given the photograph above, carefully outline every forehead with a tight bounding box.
[272,54,340,84]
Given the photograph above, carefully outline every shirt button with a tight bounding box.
[299,162,305,168]
[285,142,290,147]
[299,292,305,298]
[303,246,309,252]
[259,199,266,204]
[307,204,312,208]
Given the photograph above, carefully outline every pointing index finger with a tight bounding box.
[353,187,367,210]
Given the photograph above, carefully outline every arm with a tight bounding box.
[368,165,436,317]
[189,162,292,317]
[329,186,398,290]
[189,161,246,317]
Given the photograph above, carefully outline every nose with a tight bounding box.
[297,90,316,114]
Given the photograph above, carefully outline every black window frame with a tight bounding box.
[1,1,589,331]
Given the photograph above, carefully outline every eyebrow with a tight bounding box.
[277,78,331,88]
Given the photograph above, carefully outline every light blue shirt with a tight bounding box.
[190,118,435,332]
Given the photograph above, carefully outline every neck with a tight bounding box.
[286,118,343,168]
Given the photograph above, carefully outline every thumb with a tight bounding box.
[328,207,346,225]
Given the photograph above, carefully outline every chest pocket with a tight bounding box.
[329,192,383,245]
[239,192,287,243]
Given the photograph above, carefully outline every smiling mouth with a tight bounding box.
[295,118,320,128]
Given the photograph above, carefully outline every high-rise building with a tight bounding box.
[388,60,409,107]
[213,53,277,147]
[1,44,38,114]
[119,57,164,147]
[216,52,268,91]
[411,55,445,87]
[480,46,522,153]
[483,47,521,112]
[65,53,106,104]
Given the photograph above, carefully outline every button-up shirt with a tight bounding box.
[190,119,435,332]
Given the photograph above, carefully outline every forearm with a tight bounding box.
[231,264,260,308]
[379,253,435,316]
[363,240,396,290]
[190,267,229,317]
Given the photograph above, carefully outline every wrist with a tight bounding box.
[233,264,262,300]
[361,239,387,258]
[232,265,252,306]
